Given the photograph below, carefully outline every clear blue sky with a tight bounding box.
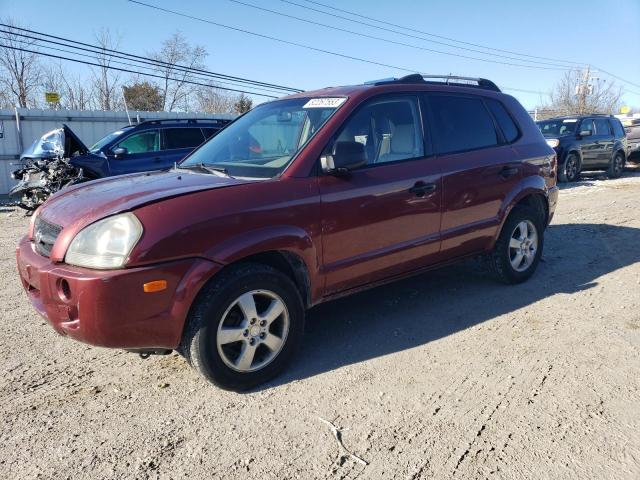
[2,0,639,110]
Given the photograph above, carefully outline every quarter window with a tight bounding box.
[163,128,206,149]
[116,130,160,154]
[593,119,611,136]
[486,99,519,143]
[333,96,424,166]
[427,95,498,154]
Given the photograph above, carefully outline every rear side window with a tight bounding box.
[594,119,611,135]
[611,119,625,138]
[427,95,498,154]
[163,128,205,149]
[202,128,219,139]
[485,99,519,143]
[580,119,594,134]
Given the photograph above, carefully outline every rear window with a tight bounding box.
[163,128,205,149]
[428,95,498,154]
[611,119,625,138]
[486,99,519,143]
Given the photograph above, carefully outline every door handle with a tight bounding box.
[499,166,519,178]
[409,182,436,197]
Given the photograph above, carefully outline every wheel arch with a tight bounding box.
[493,181,550,247]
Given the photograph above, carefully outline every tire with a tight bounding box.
[607,151,625,179]
[181,263,305,391]
[558,153,580,182]
[487,206,544,284]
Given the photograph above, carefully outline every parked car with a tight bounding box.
[20,118,231,179]
[16,74,558,390]
[624,118,640,161]
[536,115,627,182]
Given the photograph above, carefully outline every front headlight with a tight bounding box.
[65,213,143,269]
[546,139,560,148]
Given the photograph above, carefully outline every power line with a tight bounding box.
[290,0,585,67]
[287,0,640,93]
[0,43,281,98]
[230,0,573,71]
[0,23,302,94]
[2,30,292,96]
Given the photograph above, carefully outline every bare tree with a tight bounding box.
[149,32,207,111]
[0,18,41,107]
[90,29,123,110]
[194,85,236,113]
[44,63,93,110]
[536,68,623,119]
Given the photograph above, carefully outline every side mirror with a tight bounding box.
[112,147,128,158]
[321,141,367,175]
[579,130,592,137]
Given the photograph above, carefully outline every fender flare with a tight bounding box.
[492,176,550,245]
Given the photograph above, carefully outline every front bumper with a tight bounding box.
[16,236,222,349]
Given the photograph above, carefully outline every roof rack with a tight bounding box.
[136,118,232,127]
[365,74,501,92]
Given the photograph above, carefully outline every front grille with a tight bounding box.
[33,216,62,258]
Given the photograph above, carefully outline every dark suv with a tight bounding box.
[17,75,558,390]
[536,115,627,182]
[21,118,231,178]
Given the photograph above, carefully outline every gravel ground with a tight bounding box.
[1,168,639,479]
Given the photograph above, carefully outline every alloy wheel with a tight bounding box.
[509,220,538,272]
[216,290,290,372]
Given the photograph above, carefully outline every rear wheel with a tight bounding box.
[487,206,544,284]
[607,152,624,178]
[181,263,304,391]
[558,153,580,182]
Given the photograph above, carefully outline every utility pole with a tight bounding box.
[576,65,590,115]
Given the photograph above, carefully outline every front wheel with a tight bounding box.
[487,206,544,284]
[558,153,580,182]
[607,152,624,179]
[181,263,305,391]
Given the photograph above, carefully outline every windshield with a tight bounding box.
[180,97,345,178]
[90,129,128,152]
[536,119,578,137]
[22,128,64,159]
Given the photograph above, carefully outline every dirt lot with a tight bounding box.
[1,169,639,480]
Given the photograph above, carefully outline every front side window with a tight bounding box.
[182,97,343,178]
[428,95,498,154]
[163,128,205,149]
[594,119,611,136]
[116,130,160,154]
[611,119,625,138]
[333,96,424,166]
[90,129,128,152]
[580,119,594,134]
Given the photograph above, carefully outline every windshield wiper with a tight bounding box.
[175,162,233,178]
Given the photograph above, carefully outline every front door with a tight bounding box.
[578,119,599,167]
[107,129,162,175]
[318,95,442,294]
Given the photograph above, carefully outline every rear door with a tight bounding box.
[578,118,598,167]
[593,118,614,165]
[318,94,442,294]
[161,127,207,167]
[424,93,522,259]
[107,129,161,175]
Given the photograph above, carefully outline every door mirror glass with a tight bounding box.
[112,147,128,158]
[579,130,592,137]
[321,141,367,175]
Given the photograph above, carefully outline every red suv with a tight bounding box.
[16,75,558,390]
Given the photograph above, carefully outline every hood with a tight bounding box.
[21,125,88,161]
[38,169,255,230]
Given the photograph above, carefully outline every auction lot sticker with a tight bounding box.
[303,97,347,109]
